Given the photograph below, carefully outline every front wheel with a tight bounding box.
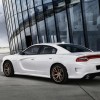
[3,61,14,77]
[50,64,68,84]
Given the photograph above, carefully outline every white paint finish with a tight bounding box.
[1,43,100,79]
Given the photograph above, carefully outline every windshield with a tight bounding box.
[58,44,92,53]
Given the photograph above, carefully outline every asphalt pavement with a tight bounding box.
[0,54,100,100]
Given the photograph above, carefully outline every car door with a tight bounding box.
[19,45,41,74]
[33,45,57,76]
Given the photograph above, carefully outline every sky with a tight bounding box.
[0,0,9,47]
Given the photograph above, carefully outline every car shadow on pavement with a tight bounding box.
[14,74,52,83]
[1,73,100,85]
[67,77,100,86]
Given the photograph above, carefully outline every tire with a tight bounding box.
[85,75,95,80]
[50,64,68,84]
[3,61,14,77]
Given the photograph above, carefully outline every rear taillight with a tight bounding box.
[76,57,89,62]
[76,55,100,62]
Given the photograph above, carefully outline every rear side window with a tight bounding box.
[39,46,57,54]
[58,44,91,53]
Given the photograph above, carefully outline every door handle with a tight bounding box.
[31,59,34,60]
[49,58,52,59]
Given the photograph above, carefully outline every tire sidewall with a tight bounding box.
[50,64,68,84]
[3,61,14,77]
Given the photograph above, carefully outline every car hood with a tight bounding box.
[3,54,19,61]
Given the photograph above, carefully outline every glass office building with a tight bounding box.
[2,0,100,54]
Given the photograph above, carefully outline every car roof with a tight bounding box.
[32,43,86,48]
[33,43,75,46]
[32,43,92,52]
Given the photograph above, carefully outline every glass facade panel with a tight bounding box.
[21,0,27,11]
[23,11,29,28]
[10,41,13,52]
[14,15,19,32]
[15,36,18,52]
[83,0,100,51]
[21,30,27,49]
[12,38,15,51]
[43,0,52,4]
[54,0,70,43]
[44,3,57,42]
[3,1,8,19]
[6,0,10,18]
[9,18,13,38]
[18,13,24,31]
[34,0,42,7]
[25,27,30,36]
[12,17,15,32]
[9,0,13,16]
[7,19,11,39]
[16,0,21,13]
[68,1,85,46]
[35,6,47,43]
[28,8,35,26]
[31,25,39,44]
[3,0,100,54]
[17,34,22,49]
[27,0,34,9]
[37,20,47,43]
[12,0,17,14]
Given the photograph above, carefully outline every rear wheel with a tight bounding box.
[50,64,68,84]
[3,61,14,77]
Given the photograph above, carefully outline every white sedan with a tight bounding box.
[1,43,100,84]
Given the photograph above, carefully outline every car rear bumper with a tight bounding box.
[68,62,100,79]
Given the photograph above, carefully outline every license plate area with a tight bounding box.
[96,65,100,70]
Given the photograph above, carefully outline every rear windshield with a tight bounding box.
[58,44,91,53]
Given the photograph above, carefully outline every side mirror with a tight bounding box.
[19,51,25,55]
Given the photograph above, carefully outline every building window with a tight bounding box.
[54,0,70,43]
[68,0,85,46]
[3,0,100,53]
[11,17,16,32]
[23,11,29,28]
[17,34,22,49]
[16,0,21,13]
[18,13,24,32]
[83,0,100,51]
[34,0,42,7]
[20,0,27,11]
[25,27,32,47]
[27,0,34,9]
[31,25,39,44]
[25,27,31,36]
[9,0,13,16]
[43,0,52,4]
[44,3,57,42]
[35,6,47,43]
[28,8,35,26]
[21,30,27,49]
[15,36,18,52]
[14,15,19,33]
[12,0,17,14]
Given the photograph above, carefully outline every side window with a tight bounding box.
[40,46,57,54]
[23,45,40,55]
